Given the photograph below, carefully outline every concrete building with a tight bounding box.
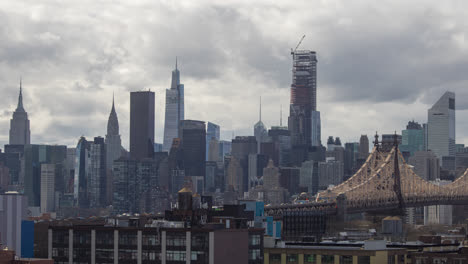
[9,80,30,146]
[359,135,369,160]
[408,151,440,181]
[163,60,185,152]
[231,136,257,193]
[40,164,56,213]
[318,158,344,189]
[427,91,456,167]
[130,91,155,159]
[0,192,28,256]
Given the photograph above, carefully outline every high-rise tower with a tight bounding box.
[254,97,268,153]
[163,59,185,152]
[288,50,318,148]
[9,79,30,145]
[105,94,122,170]
[130,91,155,159]
[427,91,456,167]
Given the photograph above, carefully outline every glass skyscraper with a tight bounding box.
[427,91,456,164]
[130,91,155,159]
[163,60,185,152]
[206,122,220,160]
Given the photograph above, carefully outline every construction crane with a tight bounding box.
[291,35,306,55]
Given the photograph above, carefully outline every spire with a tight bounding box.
[107,92,119,136]
[176,56,178,70]
[171,57,180,89]
[16,77,25,112]
[111,91,115,113]
[259,96,262,122]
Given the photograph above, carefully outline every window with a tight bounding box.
[358,256,370,264]
[167,233,186,247]
[287,254,298,263]
[322,255,335,264]
[270,254,281,261]
[191,233,208,249]
[340,255,353,264]
[388,255,395,264]
[167,250,186,261]
[143,234,159,246]
[304,254,317,263]
[249,249,262,260]
[119,232,138,246]
[249,234,261,246]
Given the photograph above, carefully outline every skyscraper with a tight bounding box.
[359,135,369,159]
[179,120,206,179]
[254,97,268,153]
[105,94,122,172]
[400,121,425,158]
[427,91,456,164]
[9,80,30,145]
[163,60,185,152]
[288,50,318,148]
[206,122,220,160]
[130,91,155,159]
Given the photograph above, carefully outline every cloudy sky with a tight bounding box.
[1,0,468,149]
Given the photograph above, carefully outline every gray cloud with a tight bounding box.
[0,1,468,149]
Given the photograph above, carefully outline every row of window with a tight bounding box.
[269,253,370,264]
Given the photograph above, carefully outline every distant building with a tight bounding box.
[254,98,268,153]
[0,192,27,256]
[218,140,232,161]
[400,121,425,158]
[163,60,185,152]
[427,91,456,167]
[359,135,369,160]
[409,151,440,181]
[424,180,453,225]
[231,136,257,193]
[300,160,319,194]
[179,120,206,180]
[130,91,155,159]
[318,158,344,190]
[105,95,122,205]
[9,80,30,145]
[40,164,56,213]
[206,122,220,161]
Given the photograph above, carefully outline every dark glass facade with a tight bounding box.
[130,91,155,160]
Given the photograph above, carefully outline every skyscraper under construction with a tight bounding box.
[288,50,320,165]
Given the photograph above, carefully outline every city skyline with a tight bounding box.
[1,1,468,149]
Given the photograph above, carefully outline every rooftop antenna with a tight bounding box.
[176,56,178,70]
[259,96,262,122]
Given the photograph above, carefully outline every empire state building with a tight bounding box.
[9,80,30,145]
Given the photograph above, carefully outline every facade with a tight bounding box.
[163,62,185,152]
[89,137,107,208]
[218,140,232,161]
[179,120,206,179]
[0,192,28,256]
[112,158,164,214]
[9,81,30,145]
[105,95,122,205]
[408,151,440,181]
[206,122,220,161]
[130,91,155,159]
[288,50,318,148]
[300,160,319,194]
[40,164,56,213]
[0,150,21,185]
[231,136,257,193]
[359,135,369,160]
[264,240,406,264]
[318,158,344,190]
[427,91,456,165]
[400,121,425,158]
[311,110,321,147]
[424,180,453,225]
[24,144,67,207]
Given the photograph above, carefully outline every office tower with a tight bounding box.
[208,138,220,162]
[206,122,220,160]
[288,50,317,148]
[24,144,67,207]
[205,161,217,192]
[65,148,75,194]
[248,153,269,189]
[427,91,456,167]
[408,151,440,181]
[231,136,257,193]
[318,158,344,190]
[0,161,8,193]
[163,61,185,152]
[0,192,27,256]
[89,137,106,208]
[218,140,232,160]
[40,163,55,213]
[254,98,268,153]
[311,110,321,147]
[74,137,90,207]
[225,156,243,193]
[359,135,369,159]
[0,150,21,186]
[9,80,30,145]
[105,95,122,202]
[130,91,155,159]
[266,126,291,167]
[113,158,163,214]
[279,167,301,195]
[300,160,319,194]
[179,120,206,179]
[344,142,359,180]
[400,121,425,158]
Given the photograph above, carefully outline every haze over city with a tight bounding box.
[1,0,468,149]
